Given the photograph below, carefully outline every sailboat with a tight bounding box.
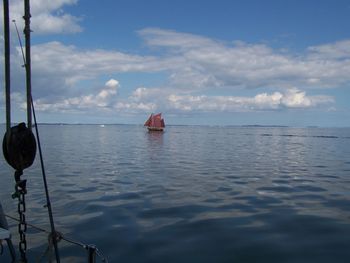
[144,113,165,131]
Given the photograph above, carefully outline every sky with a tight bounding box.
[1,0,350,126]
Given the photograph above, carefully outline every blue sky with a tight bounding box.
[1,0,350,126]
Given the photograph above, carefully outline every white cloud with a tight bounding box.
[3,26,344,117]
[33,79,120,112]
[327,107,337,112]
[0,92,28,112]
[24,29,350,102]
[308,40,350,59]
[253,92,283,109]
[280,89,311,108]
[162,89,334,113]
[130,87,170,102]
[33,13,81,34]
[115,102,157,113]
[2,0,82,34]
[138,28,350,90]
[105,79,119,89]
[26,41,167,99]
[107,87,333,114]
[138,28,218,50]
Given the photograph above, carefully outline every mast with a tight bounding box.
[3,0,11,132]
[24,0,32,129]
[23,2,60,260]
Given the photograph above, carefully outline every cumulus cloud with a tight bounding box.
[163,88,333,112]
[104,86,333,114]
[0,0,82,34]
[138,28,350,90]
[130,87,170,102]
[24,41,168,100]
[115,102,157,113]
[27,29,346,106]
[32,79,159,115]
[308,40,350,59]
[3,24,345,117]
[33,13,81,34]
[33,79,120,112]
[105,79,119,89]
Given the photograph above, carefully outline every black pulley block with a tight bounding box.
[2,122,37,171]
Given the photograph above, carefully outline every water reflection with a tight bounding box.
[1,125,350,263]
[145,131,165,162]
[146,131,164,145]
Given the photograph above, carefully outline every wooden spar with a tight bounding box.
[3,0,11,132]
[24,0,32,130]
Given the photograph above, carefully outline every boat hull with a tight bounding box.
[147,127,164,132]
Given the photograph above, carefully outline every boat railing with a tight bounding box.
[1,213,108,263]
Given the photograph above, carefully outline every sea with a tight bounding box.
[1,124,350,263]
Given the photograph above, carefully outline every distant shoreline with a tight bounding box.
[1,123,349,128]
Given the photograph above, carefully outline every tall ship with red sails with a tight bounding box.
[144,113,165,131]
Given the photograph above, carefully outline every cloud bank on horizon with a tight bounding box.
[1,0,349,125]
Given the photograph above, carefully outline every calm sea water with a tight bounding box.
[1,124,350,262]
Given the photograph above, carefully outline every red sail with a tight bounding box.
[144,114,152,126]
[144,113,165,128]
[152,113,162,128]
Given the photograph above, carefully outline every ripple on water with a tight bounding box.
[256,186,295,194]
[1,125,350,262]
[295,185,327,192]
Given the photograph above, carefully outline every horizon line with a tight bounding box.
[1,122,349,128]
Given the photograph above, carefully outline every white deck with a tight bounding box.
[0,227,10,239]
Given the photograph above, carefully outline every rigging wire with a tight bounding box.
[12,18,61,263]
[12,20,26,67]
[31,96,61,263]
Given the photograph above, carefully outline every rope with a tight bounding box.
[0,241,3,255]
[36,244,51,263]
[2,213,108,262]
[36,232,62,263]
[30,96,61,263]
[12,20,26,67]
